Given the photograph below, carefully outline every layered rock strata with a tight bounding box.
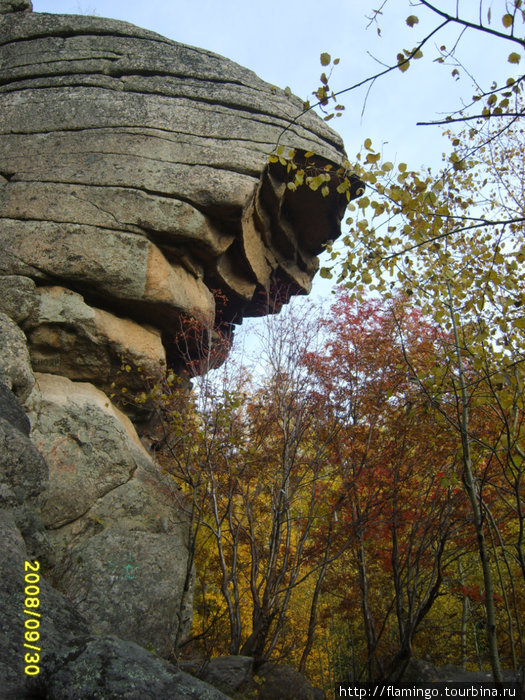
[0,5,351,368]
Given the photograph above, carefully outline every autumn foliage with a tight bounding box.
[136,287,523,690]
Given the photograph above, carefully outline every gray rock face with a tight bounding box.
[0,512,227,700]
[0,0,32,13]
[46,636,231,700]
[0,415,47,509]
[0,313,34,401]
[198,656,255,694]
[184,656,324,699]
[254,662,319,699]
[0,8,350,376]
[0,382,30,435]
[0,509,89,699]
[24,372,193,656]
[0,275,37,324]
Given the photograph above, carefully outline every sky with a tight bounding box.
[30,1,524,322]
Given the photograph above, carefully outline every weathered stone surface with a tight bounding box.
[24,285,166,402]
[24,372,193,655]
[25,373,150,529]
[0,415,47,508]
[0,312,34,401]
[0,274,37,324]
[53,526,193,657]
[198,656,255,694]
[45,636,231,700]
[0,182,234,257]
[0,0,32,13]
[0,510,90,699]
[0,221,216,329]
[254,662,319,700]
[0,513,227,700]
[0,9,354,360]
[185,656,323,699]
[0,382,30,435]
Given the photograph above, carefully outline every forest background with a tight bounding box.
[32,0,525,692]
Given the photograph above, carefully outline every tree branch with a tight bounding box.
[420,0,525,48]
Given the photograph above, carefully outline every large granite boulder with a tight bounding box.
[0,510,228,700]
[0,1,356,695]
[24,372,193,657]
[183,656,324,699]
[0,3,353,376]
[0,379,224,698]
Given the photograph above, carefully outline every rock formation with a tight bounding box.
[0,0,357,695]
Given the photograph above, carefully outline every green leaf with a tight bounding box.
[320,52,331,66]
[508,52,521,64]
[502,13,514,27]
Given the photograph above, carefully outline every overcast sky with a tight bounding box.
[30,1,523,310]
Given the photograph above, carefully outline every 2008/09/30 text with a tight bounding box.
[23,560,41,676]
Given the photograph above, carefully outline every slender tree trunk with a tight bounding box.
[447,284,502,683]
[357,535,379,681]
[458,558,469,670]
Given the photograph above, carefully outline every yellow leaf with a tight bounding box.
[502,13,514,27]
[406,15,419,27]
[508,52,521,63]
[320,52,331,66]
[321,185,330,197]
[364,137,373,151]
[397,54,410,72]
